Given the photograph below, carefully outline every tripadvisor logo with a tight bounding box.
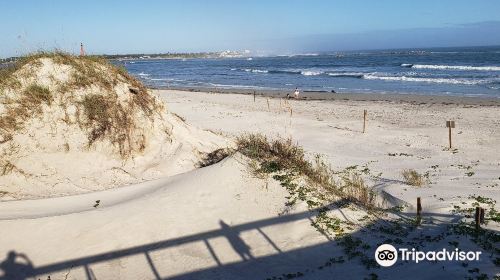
[375,244,398,267]
[375,244,482,267]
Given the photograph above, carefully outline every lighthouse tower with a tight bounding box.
[80,43,86,56]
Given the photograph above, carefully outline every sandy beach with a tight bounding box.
[0,56,499,280]
[159,89,500,188]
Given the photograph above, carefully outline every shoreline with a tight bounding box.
[157,86,500,106]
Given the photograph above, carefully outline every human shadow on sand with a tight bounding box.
[0,204,497,280]
[219,220,254,261]
[0,251,34,280]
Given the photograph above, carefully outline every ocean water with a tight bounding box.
[119,46,500,98]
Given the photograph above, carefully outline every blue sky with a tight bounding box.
[1,0,500,57]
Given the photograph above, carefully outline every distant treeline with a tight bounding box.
[104,52,221,60]
[1,52,229,63]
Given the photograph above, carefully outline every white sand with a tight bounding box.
[159,90,500,214]
[0,155,335,279]
[0,88,498,279]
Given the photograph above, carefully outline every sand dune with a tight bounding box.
[0,55,227,200]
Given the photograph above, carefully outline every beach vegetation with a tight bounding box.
[23,84,52,105]
[0,84,52,132]
[0,160,15,175]
[235,133,376,209]
[402,169,424,187]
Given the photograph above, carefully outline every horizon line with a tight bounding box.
[2,44,500,60]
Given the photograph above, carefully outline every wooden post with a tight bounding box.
[290,107,293,117]
[448,126,452,149]
[480,208,485,224]
[417,197,422,216]
[362,110,367,133]
[475,207,481,231]
[415,197,422,225]
[446,121,455,149]
[267,98,270,111]
[253,91,256,103]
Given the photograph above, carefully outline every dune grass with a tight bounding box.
[80,93,141,157]
[0,84,52,133]
[23,84,52,105]
[402,169,424,187]
[80,95,115,144]
[235,133,376,208]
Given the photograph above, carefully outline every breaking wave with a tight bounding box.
[401,64,500,71]
[327,72,365,78]
[243,68,268,73]
[363,75,485,85]
[301,70,323,76]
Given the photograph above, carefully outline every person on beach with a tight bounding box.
[294,88,300,99]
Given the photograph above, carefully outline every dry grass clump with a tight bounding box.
[80,94,139,157]
[23,84,52,105]
[402,169,424,187]
[0,84,52,132]
[80,95,116,144]
[197,148,232,168]
[236,133,376,208]
[236,134,311,174]
[339,172,375,208]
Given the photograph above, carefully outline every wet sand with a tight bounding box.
[161,86,500,106]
